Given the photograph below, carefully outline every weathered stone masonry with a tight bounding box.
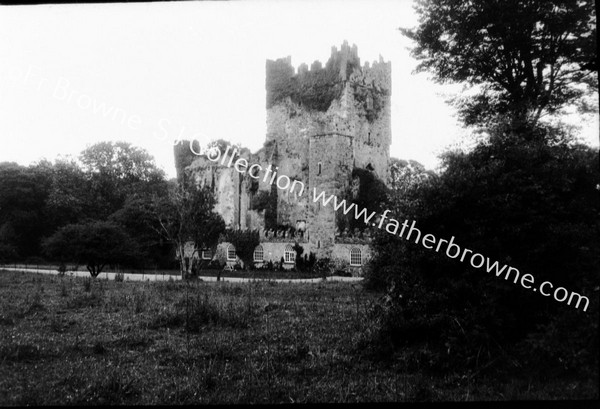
[174,41,392,274]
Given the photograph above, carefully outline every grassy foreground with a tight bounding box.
[0,270,596,404]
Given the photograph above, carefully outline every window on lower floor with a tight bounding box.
[284,244,295,264]
[227,244,236,261]
[253,245,264,262]
[350,247,362,266]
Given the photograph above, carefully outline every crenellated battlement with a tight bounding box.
[266,41,390,111]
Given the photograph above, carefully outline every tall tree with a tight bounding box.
[388,158,436,194]
[79,141,166,218]
[0,162,51,258]
[402,0,597,134]
[43,158,91,226]
[146,182,225,278]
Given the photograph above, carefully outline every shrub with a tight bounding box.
[331,258,351,276]
[208,259,224,270]
[114,272,124,282]
[57,262,67,276]
[60,280,68,297]
[313,258,334,278]
[367,136,600,375]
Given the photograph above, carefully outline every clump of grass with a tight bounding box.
[76,368,138,404]
[0,307,24,326]
[82,277,92,292]
[49,314,65,333]
[218,284,244,296]
[93,341,106,355]
[149,290,257,332]
[60,280,69,297]
[26,291,45,314]
[0,343,43,363]
[66,291,102,309]
[132,288,147,314]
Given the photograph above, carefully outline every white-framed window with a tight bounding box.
[201,249,213,260]
[350,247,362,266]
[227,244,236,261]
[253,245,264,262]
[284,244,296,264]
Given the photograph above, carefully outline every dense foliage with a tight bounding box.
[368,134,599,373]
[403,0,597,132]
[365,0,600,379]
[0,141,205,272]
[42,220,143,277]
[266,58,349,112]
[337,168,389,233]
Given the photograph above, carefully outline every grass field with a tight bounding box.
[0,270,596,404]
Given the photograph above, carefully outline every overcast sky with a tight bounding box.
[0,0,597,179]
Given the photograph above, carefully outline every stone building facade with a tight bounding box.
[174,41,391,275]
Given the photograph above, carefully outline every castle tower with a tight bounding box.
[308,133,354,257]
[173,42,392,264]
[264,41,392,258]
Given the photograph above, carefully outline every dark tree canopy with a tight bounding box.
[0,162,52,259]
[402,0,597,132]
[80,141,167,218]
[42,220,144,277]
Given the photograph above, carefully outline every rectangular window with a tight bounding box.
[350,248,362,266]
[201,249,213,260]
[254,246,264,262]
[227,245,236,261]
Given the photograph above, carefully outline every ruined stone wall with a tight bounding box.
[186,155,244,229]
[307,134,354,258]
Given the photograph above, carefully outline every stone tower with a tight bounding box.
[264,40,392,258]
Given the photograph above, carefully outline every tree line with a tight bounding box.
[0,141,229,278]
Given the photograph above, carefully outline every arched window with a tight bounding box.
[284,245,296,264]
[227,244,236,261]
[253,245,264,262]
[350,247,362,266]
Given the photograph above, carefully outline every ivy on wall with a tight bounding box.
[266,59,344,112]
[336,167,389,233]
[250,186,278,230]
[266,59,386,121]
[351,83,386,122]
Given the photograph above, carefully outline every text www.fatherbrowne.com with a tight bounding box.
[189,141,590,312]
[311,188,590,312]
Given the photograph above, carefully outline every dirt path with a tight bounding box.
[0,266,363,283]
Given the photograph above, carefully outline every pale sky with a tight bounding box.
[0,0,597,179]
